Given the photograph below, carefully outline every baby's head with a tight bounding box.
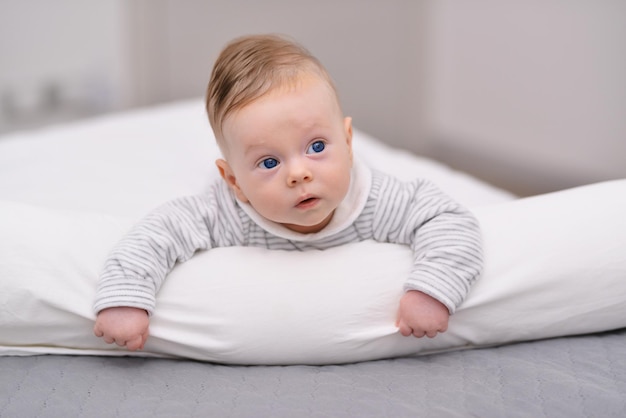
[207,34,340,150]
[206,34,353,234]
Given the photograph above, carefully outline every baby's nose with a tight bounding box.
[287,164,313,185]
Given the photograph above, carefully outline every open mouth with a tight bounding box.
[296,197,319,208]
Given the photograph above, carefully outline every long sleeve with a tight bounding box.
[94,166,482,316]
[93,182,244,315]
[368,172,483,313]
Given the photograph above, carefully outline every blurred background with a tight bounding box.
[1,0,624,196]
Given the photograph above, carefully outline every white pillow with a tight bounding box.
[0,101,513,219]
[1,179,625,365]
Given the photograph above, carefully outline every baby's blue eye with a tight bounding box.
[307,141,325,154]
[259,158,279,169]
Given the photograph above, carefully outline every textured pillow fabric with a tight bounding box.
[1,179,625,365]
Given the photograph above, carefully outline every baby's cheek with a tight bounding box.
[251,194,285,221]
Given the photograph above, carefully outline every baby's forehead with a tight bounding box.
[250,77,340,120]
[220,77,342,148]
[261,73,342,112]
[269,70,335,94]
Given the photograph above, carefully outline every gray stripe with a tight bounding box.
[94,169,483,315]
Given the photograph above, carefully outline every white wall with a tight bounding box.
[0,0,132,132]
[1,1,624,195]
[125,0,426,154]
[421,0,626,194]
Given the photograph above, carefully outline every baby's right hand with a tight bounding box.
[93,307,149,351]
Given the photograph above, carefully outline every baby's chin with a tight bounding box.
[280,212,335,234]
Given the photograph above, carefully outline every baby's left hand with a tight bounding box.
[396,290,449,338]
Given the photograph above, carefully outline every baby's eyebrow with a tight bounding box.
[243,142,274,158]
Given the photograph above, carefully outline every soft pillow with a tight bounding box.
[1,180,625,365]
[0,101,513,219]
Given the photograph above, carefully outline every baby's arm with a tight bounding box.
[371,174,483,337]
[93,189,236,349]
[399,180,481,336]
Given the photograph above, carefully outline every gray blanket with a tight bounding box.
[2,329,625,417]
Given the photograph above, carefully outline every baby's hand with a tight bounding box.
[395,290,449,338]
[93,307,149,351]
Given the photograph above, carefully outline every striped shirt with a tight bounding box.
[94,162,482,316]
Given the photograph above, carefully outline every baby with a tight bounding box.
[93,34,483,351]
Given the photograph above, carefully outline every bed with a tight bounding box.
[1,100,625,417]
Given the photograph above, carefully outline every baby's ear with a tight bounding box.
[344,116,354,162]
[215,159,249,203]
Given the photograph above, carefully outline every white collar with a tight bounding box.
[236,158,372,242]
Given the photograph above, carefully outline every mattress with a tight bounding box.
[1,100,625,417]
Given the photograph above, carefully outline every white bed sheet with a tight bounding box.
[2,100,625,365]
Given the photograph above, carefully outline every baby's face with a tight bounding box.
[218,75,353,233]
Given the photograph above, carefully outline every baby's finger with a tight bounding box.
[93,326,103,338]
[412,329,426,338]
[102,335,115,345]
[126,335,145,351]
[397,322,413,337]
[425,330,439,338]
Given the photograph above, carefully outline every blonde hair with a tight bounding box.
[206,34,339,148]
